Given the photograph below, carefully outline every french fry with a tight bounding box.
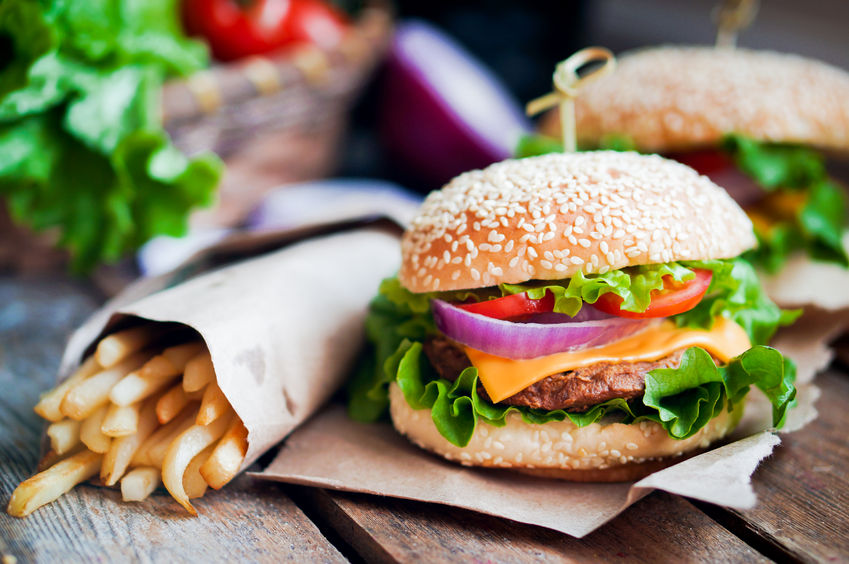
[183,351,214,392]
[101,402,140,437]
[80,405,111,453]
[37,444,86,472]
[162,412,233,514]
[161,342,205,372]
[156,384,190,424]
[95,326,154,368]
[200,418,248,490]
[109,363,177,408]
[184,445,215,499]
[102,396,163,486]
[120,467,161,502]
[46,419,81,455]
[196,382,229,425]
[108,343,200,407]
[61,351,149,420]
[37,450,63,473]
[134,403,199,469]
[34,356,101,422]
[7,450,103,517]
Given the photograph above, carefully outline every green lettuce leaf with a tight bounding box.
[799,179,849,266]
[722,134,849,271]
[745,224,800,274]
[0,0,55,100]
[347,291,435,422]
[643,346,795,438]
[515,133,636,158]
[502,262,695,316]
[515,134,563,158]
[0,0,220,271]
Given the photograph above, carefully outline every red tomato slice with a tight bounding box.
[592,269,713,319]
[457,291,554,321]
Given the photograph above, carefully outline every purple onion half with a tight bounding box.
[380,20,532,185]
[431,299,657,360]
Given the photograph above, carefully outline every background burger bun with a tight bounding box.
[389,383,742,482]
[560,46,849,154]
[400,151,755,293]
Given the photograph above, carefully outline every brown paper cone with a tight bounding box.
[54,227,401,469]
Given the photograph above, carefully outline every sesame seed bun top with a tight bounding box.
[399,151,755,293]
[569,46,849,154]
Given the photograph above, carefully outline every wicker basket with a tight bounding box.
[0,3,393,273]
[163,4,393,227]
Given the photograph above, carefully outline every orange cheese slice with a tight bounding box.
[463,317,751,403]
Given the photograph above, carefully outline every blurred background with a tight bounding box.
[353,0,849,191]
[1,0,847,279]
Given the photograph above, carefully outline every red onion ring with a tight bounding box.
[431,299,657,359]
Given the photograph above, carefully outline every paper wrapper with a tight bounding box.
[252,318,827,538]
[761,234,849,315]
[55,226,402,470]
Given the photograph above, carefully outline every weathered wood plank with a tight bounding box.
[0,277,345,563]
[1,476,347,563]
[701,368,849,563]
[297,488,768,564]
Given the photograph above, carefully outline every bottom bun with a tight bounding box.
[388,383,742,482]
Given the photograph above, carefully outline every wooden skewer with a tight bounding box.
[525,47,616,153]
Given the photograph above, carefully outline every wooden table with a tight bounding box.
[2,274,847,563]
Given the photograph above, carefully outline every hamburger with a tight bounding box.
[349,151,798,482]
[536,47,849,307]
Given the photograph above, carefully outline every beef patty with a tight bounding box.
[423,336,690,412]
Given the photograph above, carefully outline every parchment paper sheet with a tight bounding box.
[762,235,849,312]
[56,227,402,469]
[253,320,827,538]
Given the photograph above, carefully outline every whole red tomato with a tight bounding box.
[182,0,348,62]
[284,0,348,49]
